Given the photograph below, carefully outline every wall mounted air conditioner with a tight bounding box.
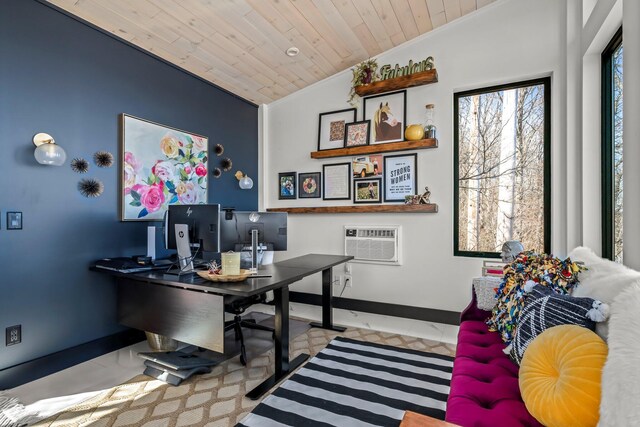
[344,225,401,265]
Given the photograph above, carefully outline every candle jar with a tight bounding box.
[423,104,436,139]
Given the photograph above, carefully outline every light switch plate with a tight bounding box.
[7,212,22,230]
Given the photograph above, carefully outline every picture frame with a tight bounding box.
[278,172,297,200]
[344,120,371,147]
[298,172,322,198]
[317,108,357,151]
[120,114,208,221]
[323,163,351,200]
[353,178,382,204]
[352,154,383,179]
[363,90,407,145]
[384,153,417,202]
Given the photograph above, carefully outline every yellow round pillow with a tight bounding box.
[519,325,607,427]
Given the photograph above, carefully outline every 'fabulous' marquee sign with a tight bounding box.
[379,56,434,80]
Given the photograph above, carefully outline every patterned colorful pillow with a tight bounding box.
[509,284,609,364]
[486,251,585,345]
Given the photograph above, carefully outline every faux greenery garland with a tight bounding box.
[347,58,379,107]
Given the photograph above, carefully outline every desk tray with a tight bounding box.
[197,269,251,282]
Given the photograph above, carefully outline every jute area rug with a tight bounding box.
[34,325,456,427]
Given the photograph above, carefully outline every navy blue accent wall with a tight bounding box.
[0,0,258,371]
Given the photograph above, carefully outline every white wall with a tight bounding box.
[264,0,566,312]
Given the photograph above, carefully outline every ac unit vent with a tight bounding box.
[344,226,401,265]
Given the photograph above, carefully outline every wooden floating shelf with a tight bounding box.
[311,138,437,159]
[354,69,438,97]
[267,204,438,214]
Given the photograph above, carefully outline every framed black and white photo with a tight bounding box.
[363,90,407,145]
[353,178,382,204]
[317,108,357,151]
[278,172,297,200]
[298,172,321,198]
[344,120,371,147]
[323,163,351,200]
[384,153,417,202]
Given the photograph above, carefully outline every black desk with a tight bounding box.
[93,253,353,399]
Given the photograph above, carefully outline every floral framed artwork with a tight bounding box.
[298,172,321,198]
[120,114,208,221]
[278,172,297,200]
[353,178,382,204]
[384,153,417,202]
[317,108,356,151]
[323,163,351,200]
[363,90,407,145]
[344,120,371,147]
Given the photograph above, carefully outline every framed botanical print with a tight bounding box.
[363,90,407,145]
[353,178,382,204]
[323,163,351,200]
[384,153,417,202]
[120,114,208,221]
[317,108,357,151]
[344,120,371,147]
[278,172,297,200]
[298,172,321,198]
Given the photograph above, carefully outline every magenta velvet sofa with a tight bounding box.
[445,292,542,427]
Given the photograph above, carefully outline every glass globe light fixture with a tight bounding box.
[33,133,66,166]
[235,170,254,190]
[239,175,254,190]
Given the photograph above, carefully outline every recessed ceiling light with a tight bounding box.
[285,47,300,57]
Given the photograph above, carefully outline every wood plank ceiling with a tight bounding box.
[47,0,495,105]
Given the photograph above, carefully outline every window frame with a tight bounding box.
[453,77,552,258]
[601,27,623,261]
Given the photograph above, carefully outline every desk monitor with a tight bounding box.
[164,204,220,253]
[219,211,287,252]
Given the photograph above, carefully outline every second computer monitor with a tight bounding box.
[219,211,287,252]
[165,204,220,253]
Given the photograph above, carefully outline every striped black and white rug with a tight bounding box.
[238,336,454,427]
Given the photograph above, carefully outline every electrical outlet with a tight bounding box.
[6,325,21,346]
[333,275,343,286]
[344,274,353,288]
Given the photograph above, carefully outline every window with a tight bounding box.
[454,78,551,258]
[602,28,623,262]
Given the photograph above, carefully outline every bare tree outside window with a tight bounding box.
[454,79,550,257]
[602,30,623,263]
[612,43,623,263]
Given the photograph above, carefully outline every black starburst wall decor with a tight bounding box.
[93,151,114,168]
[70,157,89,173]
[78,178,104,198]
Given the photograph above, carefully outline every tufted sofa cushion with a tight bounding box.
[446,293,542,427]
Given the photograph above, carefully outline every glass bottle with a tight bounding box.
[423,104,436,139]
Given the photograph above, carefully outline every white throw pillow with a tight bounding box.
[598,282,640,427]
[568,247,640,340]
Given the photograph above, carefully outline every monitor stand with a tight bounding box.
[245,229,271,278]
[175,223,195,273]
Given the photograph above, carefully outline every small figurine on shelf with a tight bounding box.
[419,187,431,204]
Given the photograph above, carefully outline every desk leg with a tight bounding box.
[310,267,347,332]
[246,286,309,400]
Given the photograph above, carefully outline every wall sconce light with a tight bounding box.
[235,170,254,190]
[33,133,66,166]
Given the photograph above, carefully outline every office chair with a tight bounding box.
[223,251,275,366]
[224,294,275,365]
